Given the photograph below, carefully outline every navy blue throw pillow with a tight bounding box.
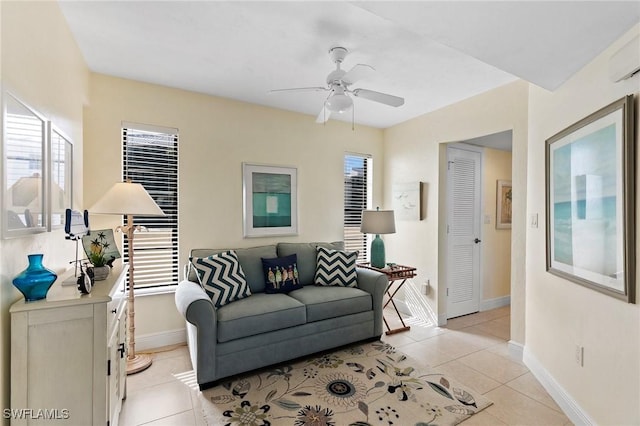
[261,254,301,294]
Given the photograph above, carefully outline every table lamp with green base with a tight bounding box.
[360,207,396,268]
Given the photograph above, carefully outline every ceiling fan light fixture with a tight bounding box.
[326,93,353,114]
[271,46,403,123]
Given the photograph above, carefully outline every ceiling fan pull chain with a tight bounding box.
[352,105,355,131]
[324,102,327,125]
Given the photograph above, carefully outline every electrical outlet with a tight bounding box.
[484,214,491,224]
[421,280,430,295]
[575,345,584,367]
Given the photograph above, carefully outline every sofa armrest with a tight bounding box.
[356,268,389,337]
[175,280,218,385]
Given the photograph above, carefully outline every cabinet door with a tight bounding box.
[12,305,95,425]
[108,303,127,426]
[117,305,127,402]
[107,322,120,426]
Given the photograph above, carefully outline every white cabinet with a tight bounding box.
[10,262,128,426]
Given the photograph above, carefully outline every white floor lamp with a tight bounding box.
[90,180,166,374]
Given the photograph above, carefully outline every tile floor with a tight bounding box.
[119,306,573,425]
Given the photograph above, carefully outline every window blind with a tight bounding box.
[5,113,44,185]
[343,153,372,262]
[5,110,46,229]
[122,125,179,290]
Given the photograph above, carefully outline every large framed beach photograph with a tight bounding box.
[546,95,635,303]
[243,163,298,237]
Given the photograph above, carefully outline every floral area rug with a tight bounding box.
[194,341,492,425]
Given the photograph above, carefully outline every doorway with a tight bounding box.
[443,131,513,320]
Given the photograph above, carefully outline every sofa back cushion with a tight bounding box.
[189,245,277,293]
[276,242,344,285]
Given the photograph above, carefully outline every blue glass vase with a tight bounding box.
[12,254,57,302]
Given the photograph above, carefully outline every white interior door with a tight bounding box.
[446,146,482,319]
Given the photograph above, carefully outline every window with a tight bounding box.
[343,153,372,262]
[3,94,47,235]
[122,123,178,290]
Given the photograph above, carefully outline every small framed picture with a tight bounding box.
[393,182,422,221]
[496,180,512,229]
[242,163,298,237]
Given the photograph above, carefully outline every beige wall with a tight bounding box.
[482,148,512,301]
[0,0,89,417]
[526,24,639,424]
[84,73,385,336]
[383,80,528,337]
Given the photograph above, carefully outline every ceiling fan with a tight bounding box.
[270,46,404,124]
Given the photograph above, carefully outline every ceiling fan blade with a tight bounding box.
[342,64,375,85]
[269,87,328,94]
[315,104,331,123]
[352,88,404,107]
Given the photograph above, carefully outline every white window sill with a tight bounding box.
[133,285,178,297]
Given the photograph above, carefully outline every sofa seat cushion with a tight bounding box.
[216,293,306,343]
[288,286,372,323]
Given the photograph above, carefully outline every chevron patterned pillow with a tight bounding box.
[190,250,252,308]
[314,246,358,287]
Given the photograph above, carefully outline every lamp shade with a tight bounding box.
[360,209,396,234]
[89,182,165,217]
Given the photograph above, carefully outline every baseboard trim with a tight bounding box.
[523,347,595,426]
[507,340,524,361]
[136,328,186,351]
[437,313,447,327]
[480,295,510,311]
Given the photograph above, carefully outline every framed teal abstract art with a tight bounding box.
[243,163,298,237]
[546,95,635,303]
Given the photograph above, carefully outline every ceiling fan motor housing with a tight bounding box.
[327,47,349,87]
[327,69,347,86]
[329,46,348,64]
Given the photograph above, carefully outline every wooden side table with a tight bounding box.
[357,263,417,335]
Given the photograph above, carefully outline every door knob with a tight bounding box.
[474,238,481,244]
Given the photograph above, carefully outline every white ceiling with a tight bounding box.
[465,130,513,152]
[58,1,640,129]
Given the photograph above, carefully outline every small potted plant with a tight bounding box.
[87,231,115,281]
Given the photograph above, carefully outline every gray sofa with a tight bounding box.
[175,242,388,390]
